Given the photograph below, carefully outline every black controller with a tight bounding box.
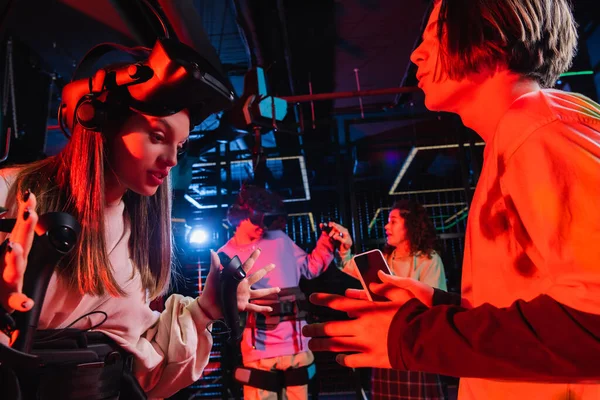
[0,212,80,367]
[320,221,341,249]
[321,222,333,235]
[217,252,246,344]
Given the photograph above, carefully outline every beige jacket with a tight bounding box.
[0,168,213,399]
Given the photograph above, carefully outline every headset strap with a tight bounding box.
[72,43,152,83]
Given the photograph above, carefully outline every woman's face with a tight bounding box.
[106,110,190,200]
[384,209,408,248]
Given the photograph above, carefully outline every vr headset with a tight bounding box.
[59,37,236,135]
[227,203,287,230]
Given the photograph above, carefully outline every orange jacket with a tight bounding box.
[388,89,600,399]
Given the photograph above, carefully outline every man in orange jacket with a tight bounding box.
[303,1,600,399]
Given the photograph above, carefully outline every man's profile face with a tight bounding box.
[410,2,481,114]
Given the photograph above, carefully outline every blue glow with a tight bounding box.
[189,228,209,244]
[258,96,288,121]
[256,67,268,96]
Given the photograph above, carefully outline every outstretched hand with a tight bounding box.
[215,249,280,313]
[302,292,402,369]
[1,191,38,314]
[198,248,280,320]
[302,271,435,369]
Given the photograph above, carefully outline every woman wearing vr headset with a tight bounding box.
[0,39,280,399]
[218,185,353,400]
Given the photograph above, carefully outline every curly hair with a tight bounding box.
[383,199,439,259]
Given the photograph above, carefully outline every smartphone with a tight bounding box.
[350,249,392,302]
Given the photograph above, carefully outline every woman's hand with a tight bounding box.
[371,270,435,306]
[227,249,280,313]
[198,248,280,319]
[343,271,435,306]
[1,191,38,313]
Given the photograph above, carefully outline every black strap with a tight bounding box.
[1,331,147,400]
[120,368,148,400]
[72,43,150,82]
[253,300,309,331]
[0,364,22,400]
[30,361,125,400]
[234,363,315,391]
[284,364,315,387]
[250,286,310,331]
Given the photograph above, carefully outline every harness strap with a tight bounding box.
[234,363,316,392]
[248,286,309,331]
[3,330,146,400]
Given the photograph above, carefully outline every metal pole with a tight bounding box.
[456,127,473,207]
[281,86,420,103]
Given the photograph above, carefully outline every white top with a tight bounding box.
[0,168,213,399]
[387,251,447,291]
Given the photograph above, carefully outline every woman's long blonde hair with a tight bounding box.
[6,115,173,299]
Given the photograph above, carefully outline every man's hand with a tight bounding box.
[1,191,38,313]
[301,272,436,369]
[302,291,404,369]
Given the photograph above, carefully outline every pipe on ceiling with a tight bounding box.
[108,0,165,47]
[276,0,296,95]
[0,0,19,40]
[231,0,263,67]
[156,0,233,92]
[281,86,420,103]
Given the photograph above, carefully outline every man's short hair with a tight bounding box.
[436,0,578,87]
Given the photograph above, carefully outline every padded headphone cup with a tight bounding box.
[76,101,96,123]
[75,97,105,131]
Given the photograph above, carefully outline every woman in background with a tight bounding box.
[339,199,447,400]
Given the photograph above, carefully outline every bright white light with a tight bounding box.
[189,228,209,244]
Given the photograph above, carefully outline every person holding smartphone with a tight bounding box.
[304,1,600,399]
[338,199,447,400]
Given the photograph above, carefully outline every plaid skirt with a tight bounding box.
[371,368,445,400]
